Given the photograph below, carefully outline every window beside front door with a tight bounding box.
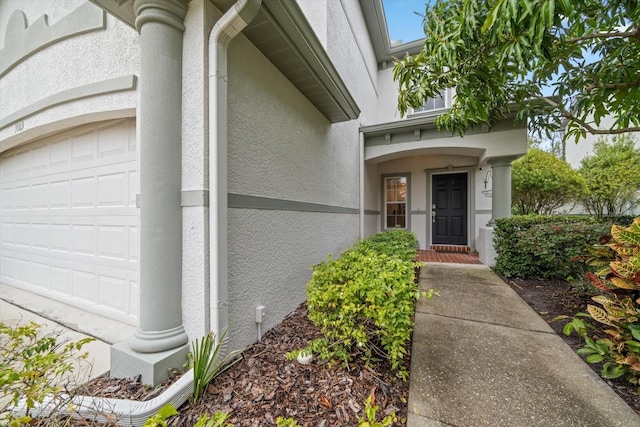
[384,176,409,229]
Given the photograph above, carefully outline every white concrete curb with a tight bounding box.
[12,370,193,426]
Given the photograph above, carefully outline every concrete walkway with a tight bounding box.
[0,283,136,385]
[407,263,640,427]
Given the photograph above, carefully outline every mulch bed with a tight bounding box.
[504,277,640,414]
[36,272,640,425]
[56,303,409,426]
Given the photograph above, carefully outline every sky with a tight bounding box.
[381,0,427,44]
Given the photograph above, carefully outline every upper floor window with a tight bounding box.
[409,90,448,115]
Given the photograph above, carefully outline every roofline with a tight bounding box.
[359,0,425,67]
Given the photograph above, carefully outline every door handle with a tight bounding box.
[431,210,436,223]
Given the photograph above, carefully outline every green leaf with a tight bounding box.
[601,362,626,379]
[625,340,640,353]
[586,353,605,364]
[157,403,178,419]
[628,324,640,341]
[482,0,505,33]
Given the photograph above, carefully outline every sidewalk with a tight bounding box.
[407,263,640,427]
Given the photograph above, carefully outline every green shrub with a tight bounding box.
[305,231,436,381]
[493,215,619,279]
[512,148,586,215]
[359,229,419,262]
[0,322,94,425]
[579,135,640,218]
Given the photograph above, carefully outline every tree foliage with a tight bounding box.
[512,148,585,214]
[579,134,640,217]
[393,0,640,142]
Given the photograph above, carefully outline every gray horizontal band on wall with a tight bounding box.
[229,193,358,214]
[181,190,209,207]
[475,209,492,214]
[0,75,137,129]
[411,211,428,215]
[365,210,380,215]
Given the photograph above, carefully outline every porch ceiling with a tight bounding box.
[90,0,360,123]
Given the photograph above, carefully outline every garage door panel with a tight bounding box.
[71,131,97,163]
[99,275,129,312]
[0,119,139,325]
[98,173,127,207]
[50,266,72,294]
[31,184,48,208]
[31,262,50,289]
[31,223,49,249]
[2,244,138,271]
[73,270,96,303]
[98,122,128,157]
[98,225,128,260]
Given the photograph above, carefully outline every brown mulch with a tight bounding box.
[504,277,640,414]
[35,272,640,425]
[59,303,409,426]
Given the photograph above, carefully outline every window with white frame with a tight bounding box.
[384,176,408,229]
[410,89,447,114]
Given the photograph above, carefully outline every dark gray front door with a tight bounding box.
[432,173,467,245]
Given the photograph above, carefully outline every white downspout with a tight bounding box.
[208,0,262,343]
[359,131,365,238]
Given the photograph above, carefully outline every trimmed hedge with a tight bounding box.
[305,230,430,381]
[493,215,634,280]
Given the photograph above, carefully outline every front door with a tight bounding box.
[432,173,467,245]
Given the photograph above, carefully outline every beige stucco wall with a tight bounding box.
[223,1,378,351]
[0,0,140,152]
[376,66,402,123]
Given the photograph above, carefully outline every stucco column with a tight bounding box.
[129,0,189,353]
[488,157,515,225]
[111,0,189,386]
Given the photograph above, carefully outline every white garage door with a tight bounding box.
[0,119,139,325]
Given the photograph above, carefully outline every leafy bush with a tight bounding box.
[579,135,640,218]
[492,215,633,280]
[0,322,94,425]
[512,148,586,215]
[565,218,640,391]
[305,231,436,381]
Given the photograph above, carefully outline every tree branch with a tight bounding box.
[535,96,640,135]
[585,81,640,91]
[566,27,640,44]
